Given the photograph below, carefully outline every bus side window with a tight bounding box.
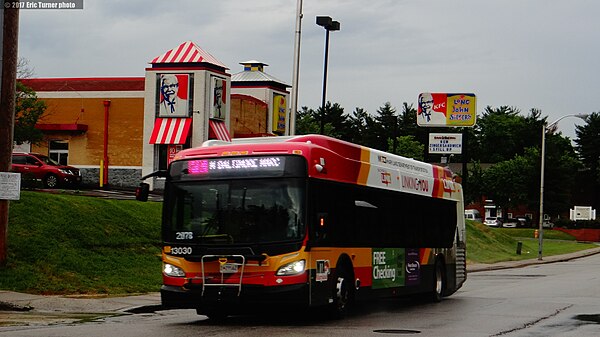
[315,212,329,241]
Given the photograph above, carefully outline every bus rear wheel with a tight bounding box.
[431,260,445,302]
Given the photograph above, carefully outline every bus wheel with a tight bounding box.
[330,269,353,318]
[431,260,445,302]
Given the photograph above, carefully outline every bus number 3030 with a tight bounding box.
[171,247,192,255]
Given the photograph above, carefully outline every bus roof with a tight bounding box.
[175,134,461,201]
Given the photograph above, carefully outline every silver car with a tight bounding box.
[484,217,502,227]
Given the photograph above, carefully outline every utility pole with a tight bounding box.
[0,7,20,266]
[288,0,302,136]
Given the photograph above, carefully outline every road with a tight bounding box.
[2,254,600,336]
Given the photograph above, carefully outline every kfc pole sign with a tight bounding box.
[417,93,476,127]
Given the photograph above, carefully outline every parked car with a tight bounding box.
[502,218,519,228]
[464,209,482,222]
[542,220,554,229]
[484,217,503,227]
[516,216,532,228]
[11,152,81,188]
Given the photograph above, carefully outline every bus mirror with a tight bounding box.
[136,183,150,202]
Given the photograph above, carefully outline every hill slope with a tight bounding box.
[1,191,162,294]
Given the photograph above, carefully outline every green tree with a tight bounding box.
[574,112,600,209]
[295,106,319,135]
[347,107,378,147]
[297,102,351,140]
[319,102,351,140]
[478,129,580,217]
[472,106,543,163]
[465,160,485,204]
[481,151,536,211]
[397,102,418,138]
[371,102,398,151]
[543,133,581,215]
[387,135,424,161]
[14,81,46,145]
[575,112,600,183]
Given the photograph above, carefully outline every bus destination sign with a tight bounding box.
[187,156,284,175]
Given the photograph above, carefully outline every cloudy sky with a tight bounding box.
[17,0,600,139]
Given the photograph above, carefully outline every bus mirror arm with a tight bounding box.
[141,170,168,180]
[136,170,167,202]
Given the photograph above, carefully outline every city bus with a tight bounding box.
[138,134,466,319]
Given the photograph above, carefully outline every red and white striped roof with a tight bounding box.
[149,118,192,144]
[150,41,228,69]
[209,119,231,142]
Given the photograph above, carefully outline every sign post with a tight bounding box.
[417,92,477,190]
[0,172,20,201]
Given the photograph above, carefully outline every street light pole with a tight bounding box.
[316,16,340,135]
[538,113,589,260]
[288,0,303,136]
[538,124,546,260]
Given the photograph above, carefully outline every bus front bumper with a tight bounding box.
[161,283,309,312]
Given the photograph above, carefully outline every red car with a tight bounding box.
[11,152,81,188]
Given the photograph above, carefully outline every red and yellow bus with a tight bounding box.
[142,135,466,318]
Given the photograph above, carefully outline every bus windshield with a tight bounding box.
[164,178,305,245]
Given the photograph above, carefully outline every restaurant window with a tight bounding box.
[49,140,69,165]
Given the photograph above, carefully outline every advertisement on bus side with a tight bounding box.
[372,248,420,289]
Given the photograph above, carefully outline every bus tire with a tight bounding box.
[329,266,354,319]
[431,259,445,302]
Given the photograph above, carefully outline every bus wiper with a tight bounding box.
[200,189,220,241]
[241,187,247,210]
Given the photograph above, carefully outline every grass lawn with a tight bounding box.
[467,222,597,264]
[1,191,163,295]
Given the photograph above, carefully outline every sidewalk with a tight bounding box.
[0,291,161,314]
[2,247,600,317]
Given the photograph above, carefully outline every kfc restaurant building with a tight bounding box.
[20,40,290,189]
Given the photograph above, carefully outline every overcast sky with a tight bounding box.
[17,0,600,139]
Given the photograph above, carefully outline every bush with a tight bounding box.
[554,219,600,229]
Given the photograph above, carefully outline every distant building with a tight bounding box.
[231,60,289,137]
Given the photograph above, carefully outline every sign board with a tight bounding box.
[0,172,21,200]
[210,76,227,120]
[417,93,476,127]
[570,206,596,221]
[157,73,190,118]
[428,133,463,154]
[272,94,287,135]
[167,144,183,166]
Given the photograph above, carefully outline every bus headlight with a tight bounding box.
[163,263,185,277]
[276,260,306,276]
